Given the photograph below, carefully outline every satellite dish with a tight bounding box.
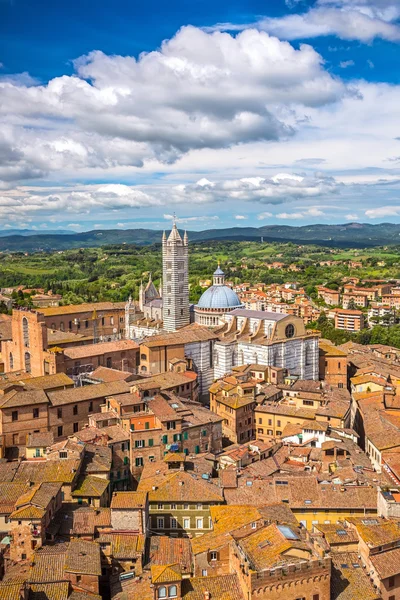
[113,328,117,334]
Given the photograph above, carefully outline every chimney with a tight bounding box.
[204,592,211,600]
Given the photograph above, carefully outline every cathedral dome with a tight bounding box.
[197,285,242,310]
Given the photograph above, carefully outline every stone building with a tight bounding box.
[162,223,190,332]
[214,309,319,381]
[319,340,348,388]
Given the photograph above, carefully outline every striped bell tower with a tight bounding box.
[162,220,190,332]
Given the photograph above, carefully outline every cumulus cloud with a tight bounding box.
[277,212,305,219]
[339,60,355,68]
[211,0,400,43]
[346,213,359,220]
[257,212,273,220]
[235,215,248,219]
[0,26,348,189]
[365,206,400,218]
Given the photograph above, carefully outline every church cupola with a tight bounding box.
[213,263,225,286]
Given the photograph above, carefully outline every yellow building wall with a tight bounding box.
[25,446,46,459]
[293,507,377,530]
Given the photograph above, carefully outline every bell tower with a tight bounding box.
[162,221,190,332]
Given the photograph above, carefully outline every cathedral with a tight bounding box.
[125,224,319,384]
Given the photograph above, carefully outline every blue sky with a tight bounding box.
[1,0,400,232]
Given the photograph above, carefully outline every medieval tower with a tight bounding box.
[162,222,190,332]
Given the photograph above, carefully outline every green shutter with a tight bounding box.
[124,456,128,465]
[131,423,135,431]
[202,429,207,437]
[149,439,154,447]
[173,434,178,442]
[184,448,189,455]
[183,431,188,440]
[162,435,168,444]
[145,422,150,429]
[195,445,200,454]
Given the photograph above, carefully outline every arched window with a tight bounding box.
[22,317,29,347]
[51,322,56,330]
[9,353,13,370]
[158,587,167,599]
[25,351,31,373]
[60,322,65,332]
[169,586,177,598]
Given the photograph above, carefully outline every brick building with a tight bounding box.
[209,375,256,443]
[319,341,348,388]
[331,308,365,331]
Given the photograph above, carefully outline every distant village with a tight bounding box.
[0,227,399,600]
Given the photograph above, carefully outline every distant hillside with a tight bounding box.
[0,222,399,252]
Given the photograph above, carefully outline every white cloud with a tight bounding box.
[365,206,400,218]
[367,59,375,68]
[276,212,305,219]
[346,213,359,220]
[163,214,220,223]
[235,215,248,219]
[211,0,400,43]
[257,212,273,220]
[339,60,355,68]
[0,26,348,190]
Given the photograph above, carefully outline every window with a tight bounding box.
[106,357,112,368]
[338,382,344,388]
[251,522,257,529]
[158,587,167,598]
[73,422,79,433]
[169,585,177,598]
[183,518,190,529]
[57,408,62,419]
[162,435,168,444]
[21,553,26,560]
[157,517,164,529]
[171,503,177,510]
[59,451,68,459]
[210,551,217,561]
[73,405,78,415]
[148,439,154,447]
[258,418,262,424]
[197,503,202,510]
[145,422,150,429]
[388,577,395,589]
[285,323,295,338]
[9,353,13,370]
[135,440,144,448]
[22,317,29,347]
[183,431,188,440]
[313,596,320,600]
[58,426,63,437]
[89,401,93,413]
[24,351,31,373]
[195,445,200,454]
[277,420,281,427]
[196,517,203,529]
[135,457,144,467]
[171,518,178,529]
[33,408,39,419]
[167,421,176,430]
[202,570,207,577]
[12,410,18,422]
[35,448,41,457]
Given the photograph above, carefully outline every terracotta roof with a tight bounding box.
[64,539,101,575]
[69,592,102,600]
[149,536,192,575]
[0,388,49,409]
[111,533,145,559]
[182,574,244,600]
[142,324,219,347]
[331,552,380,600]
[370,546,400,580]
[71,476,109,498]
[40,301,126,316]
[29,582,70,600]
[210,505,262,534]
[29,546,67,582]
[0,482,27,513]
[89,366,135,382]
[111,491,147,509]
[26,431,54,448]
[151,564,182,583]
[319,342,347,357]
[10,505,45,519]
[148,471,223,503]
[133,371,196,391]
[0,583,23,600]
[239,523,311,570]
[48,380,130,405]
[347,517,400,547]
[21,372,74,390]
[13,458,81,484]
[314,523,359,545]
[63,339,138,360]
